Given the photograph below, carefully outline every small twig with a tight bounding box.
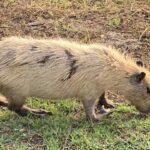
[27,21,44,27]
[139,27,150,42]
[0,26,11,28]
[130,0,136,11]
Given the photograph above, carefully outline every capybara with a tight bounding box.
[0,37,150,121]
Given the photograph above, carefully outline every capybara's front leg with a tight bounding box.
[97,92,115,109]
[82,99,111,122]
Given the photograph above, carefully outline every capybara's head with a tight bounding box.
[124,71,150,113]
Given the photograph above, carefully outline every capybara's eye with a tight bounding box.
[147,87,150,94]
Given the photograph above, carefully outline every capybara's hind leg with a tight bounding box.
[0,96,8,107]
[7,96,27,116]
[15,106,53,117]
[7,96,52,117]
[97,92,115,109]
[0,100,8,107]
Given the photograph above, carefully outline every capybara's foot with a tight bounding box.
[0,99,8,107]
[15,106,53,117]
[95,108,112,121]
[96,108,109,114]
[104,103,115,109]
[87,108,112,122]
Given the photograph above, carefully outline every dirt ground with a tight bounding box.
[0,0,150,67]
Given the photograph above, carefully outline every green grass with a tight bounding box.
[0,98,150,150]
[108,16,122,28]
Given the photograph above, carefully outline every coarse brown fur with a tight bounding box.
[0,37,150,121]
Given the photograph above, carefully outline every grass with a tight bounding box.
[0,98,150,150]
[0,0,150,149]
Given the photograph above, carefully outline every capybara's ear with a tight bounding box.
[136,61,143,67]
[134,72,146,83]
